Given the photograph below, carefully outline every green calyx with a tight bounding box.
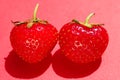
[12,3,48,28]
[27,3,48,28]
[72,13,103,28]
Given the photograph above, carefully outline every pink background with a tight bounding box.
[0,0,120,80]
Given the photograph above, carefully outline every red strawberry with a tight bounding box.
[59,13,109,64]
[10,4,58,63]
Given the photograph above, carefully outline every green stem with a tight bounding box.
[84,13,95,28]
[33,3,39,21]
[27,3,39,28]
[84,13,95,24]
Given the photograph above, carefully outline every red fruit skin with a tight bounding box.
[59,22,109,63]
[10,22,58,63]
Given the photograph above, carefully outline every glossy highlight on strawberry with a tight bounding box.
[10,4,58,63]
[59,13,109,64]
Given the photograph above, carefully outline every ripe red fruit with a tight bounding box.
[10,4,58,63]
[59,13,109,64]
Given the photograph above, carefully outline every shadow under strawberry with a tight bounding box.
[5,50,52,79]
[52,49,101,78]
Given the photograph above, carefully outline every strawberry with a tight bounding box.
[59,13,109,64]
[10,4,58,63]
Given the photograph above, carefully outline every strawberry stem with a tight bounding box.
[33,3,39,21]
[84,13,95,24]
[27,3,39,28]
[84,13,95,28]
